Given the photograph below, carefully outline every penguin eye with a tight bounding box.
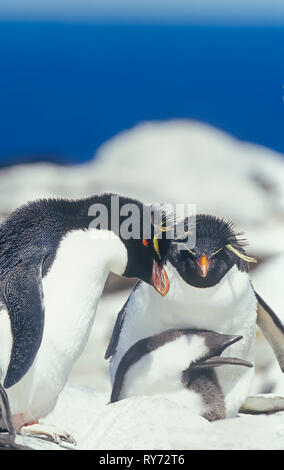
[174,235,189,243]
[211,247,222,257]
[184,246,196,256]
[173,241,196,256]
[142,239,149,247]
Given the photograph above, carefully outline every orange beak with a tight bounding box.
[152,260,170,296]
[199,254,209,277]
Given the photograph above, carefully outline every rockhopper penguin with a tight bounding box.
[110,329,253,421]
[107,214,284,418]
[0,193,171,444]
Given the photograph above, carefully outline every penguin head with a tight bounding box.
[85,194,173,295]
[185,330,254,371]
[169,214,257,288]
[121,203,173,296]
[184,330,253,372]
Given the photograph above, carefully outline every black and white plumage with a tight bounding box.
[0,193,171,442]
[107,214,284,417]
[110,329,253,421]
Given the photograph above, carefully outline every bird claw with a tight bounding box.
[20,423,77,446]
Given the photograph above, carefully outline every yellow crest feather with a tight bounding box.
[226,244,257,263]
[153,235,161,259]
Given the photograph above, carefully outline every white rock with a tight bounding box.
[241,394,284,413]
[43,385,284,450]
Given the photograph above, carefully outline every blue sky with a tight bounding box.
[1,0,284,23]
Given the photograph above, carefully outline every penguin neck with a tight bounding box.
[41,228,128,363]
[167,262,243,304]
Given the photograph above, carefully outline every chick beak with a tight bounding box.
[199,254,209,278]
[152,260,170,296]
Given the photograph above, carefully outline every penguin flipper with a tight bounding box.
[105,303,127,360]
[110,337,147,403]
[3,262,45,388]
[254,290,284,372]
[105,281,142,360]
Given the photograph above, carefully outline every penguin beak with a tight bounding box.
[191,356,254,369]
[198,254,209,277]
[152,260,170,296]
[191,334,253,369]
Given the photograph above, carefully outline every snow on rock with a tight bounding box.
[43,385,109,448]
[94,120,283,221]
[211,412,284,450]
[43,385,284,450]
[43,385,211,450]
[93,120,284,256]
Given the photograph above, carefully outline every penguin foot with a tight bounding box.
[19,423,77,446]
[240,394,284,414]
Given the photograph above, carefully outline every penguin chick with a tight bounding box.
[107,214,284,418]
[0,193,171,444]
[110,329,253,421]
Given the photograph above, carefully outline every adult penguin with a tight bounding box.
[0,193,171,443]
[107,214,284,418]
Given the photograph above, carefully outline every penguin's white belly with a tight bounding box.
[0,308,42,421]
[110,264,257,416]
[0,308,13,386]
[1,229,127,424]
[1,279,103,422]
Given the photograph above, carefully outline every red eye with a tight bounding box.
[143,239,149,247]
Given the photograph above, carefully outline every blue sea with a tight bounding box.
[0,22,284,165]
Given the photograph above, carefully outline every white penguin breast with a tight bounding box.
[165,263,255,328]
[0,307,12,383]
[114,264,256,354]
[3,229,128,421]
[40,229,126,372]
